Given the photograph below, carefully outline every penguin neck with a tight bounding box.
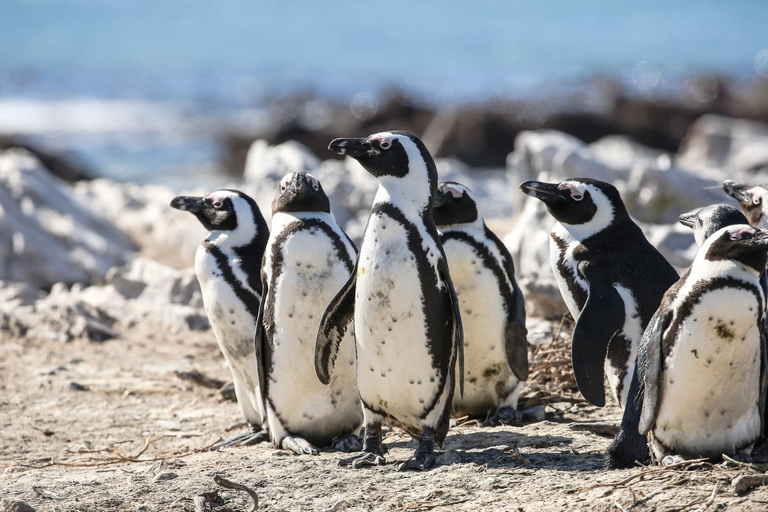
[437,215,485,235]
[270,210,337,234]
[373,181,432,221]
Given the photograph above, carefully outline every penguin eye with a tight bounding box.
[212,200,223,209]
[380,140,392,150]
[754,196,762,206]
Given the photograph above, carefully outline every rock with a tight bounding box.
[219,382,236,402]
[521,405,546,422]
[1,500,36,512]
[69,382,89,391]
[107,258,202,307]
[518,276,568,320]
[243,139,320,185]
[436,450,463,466]
[0,149,136,288]
[152,472,179,483]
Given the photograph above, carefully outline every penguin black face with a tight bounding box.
[433,182,479,227]
[170,190,242,232]
[327,131,429,180]
[678,204,748,246]
[519,178,627,239]
[705,225,768,272]
[722,180,768,228]
[271,172,330,215]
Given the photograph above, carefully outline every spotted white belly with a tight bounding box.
[549,224,586,321]
[195,246,265,425]
[267,227,361,444]
[355,213,443,426]
[652,287,762,459]
[443,238,519,415]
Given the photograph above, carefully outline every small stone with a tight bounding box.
[152,472,178,483]
[436,450,463,466]
[522,405,546,422]
[2,500,36,512]
[69,382,89,392]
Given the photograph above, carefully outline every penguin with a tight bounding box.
[169,189,270,448]
[432,181,529,424]
[255,172,363,455]
[638,224,768,464]
[607,203,753,468]
[519,178,678,408]
[317,131,463,471]
[722,180,768,229]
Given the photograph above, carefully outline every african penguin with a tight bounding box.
[317,131,463,471]
[432,181,528,424]
[255,172,363,455]
[519,178,678,408]
[723,180,768,229]
[607,203,753,468]
[169,189,270,448]
[638,224,768,464]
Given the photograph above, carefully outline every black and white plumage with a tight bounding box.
[638,225,768,463]
[255,172,362,455]
[318,131,463,471]
[519,178,678,408]
[607,204,753,468]
[723,180,768,230]
[170,189,270,448]
[432,181,528,424]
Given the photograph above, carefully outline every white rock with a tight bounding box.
[0,149,136,288]
[243,139,320,187]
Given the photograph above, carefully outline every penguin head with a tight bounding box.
[271,172,330,215]
[432,182,481,228]
[170,189,265,246]
[678,204,749,246]
[722,180,768,229]
[703,224,768,273]
[519,178,628,240]
[328,131,437,208]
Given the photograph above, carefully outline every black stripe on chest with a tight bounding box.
[440,230,517,314]
[366,203,452,419]
[662,276,764,361]
[204,244,262,319]
[551,232,588,310]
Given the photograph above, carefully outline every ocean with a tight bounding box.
[1,0,767,183]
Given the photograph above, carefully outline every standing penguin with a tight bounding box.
[519,178,678,408]
[170,189,269,448]
[432,181,528,424]
[317,131,463,471]
[638,224,768,464]
[255,172,363,455]
[723,180,768,229]
[607,204,753,468]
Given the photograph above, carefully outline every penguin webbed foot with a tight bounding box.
[330,432,364,453]
[397,426,437,472]
[210,425,270,450]
[281,436,320,456]
[339,422,386,468]
[484,407,523,427]
[338,451,387,468]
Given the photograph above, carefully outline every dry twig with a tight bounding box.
[732,474,768,495]
[214,475,259,512]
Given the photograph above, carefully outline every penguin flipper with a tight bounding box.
[253,272,269,411]
[572,262,625,407]
[638,308,670,435]
[439,258,464,398]
[315,263,357,385]
[487,227,530,381]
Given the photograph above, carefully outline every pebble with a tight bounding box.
[152,472,179,483]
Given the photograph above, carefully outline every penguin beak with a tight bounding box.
[677,211,697,229]
[170,196,206,213]
[722,180,752,204]
[288,173,310,194]
[328,138,371,158]
[748,229,768,247]
[433,189,449,208]
[519,180,567,203]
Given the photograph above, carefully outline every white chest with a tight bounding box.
[549,225,587,321]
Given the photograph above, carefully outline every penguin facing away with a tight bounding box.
[255,172,363,455]
[170,189,270,448]
[432,181,529,424]
[519,178,679,408]
[607,204,754,468]
[722,180,768,229]
[318,131,463,471]
[638,224,768,464]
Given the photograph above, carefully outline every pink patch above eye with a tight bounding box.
[751,191,761,205]
[443,185,463,198]
[730,227,755,240]
[559,183,583,200]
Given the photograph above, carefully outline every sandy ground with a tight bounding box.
[3,328,768,512]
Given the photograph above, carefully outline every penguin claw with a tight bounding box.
[330,432,364,453]
[338,452,386,468]
[484,407,523,427]
[397,452,437,472]
[210,427,270,450]
[281,436,320,456]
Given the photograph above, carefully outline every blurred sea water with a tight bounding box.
[1,0,767,183]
